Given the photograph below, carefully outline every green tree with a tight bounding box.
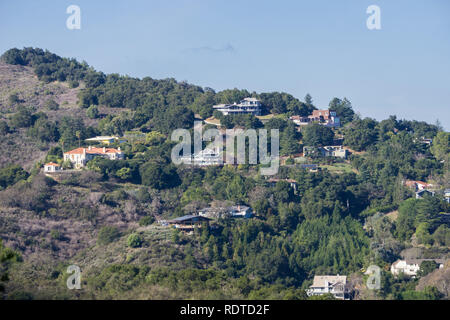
[11,107,33,128]
[127,233,143,248]
[344,118,378,151]
[86,105,99,119]
[430,131,449,162]
[329,97,355,125]
[139,161,179,189]
[418,260,439,277]
[302,123,334,147]
[280,122,300,155]
[0,165,29,189]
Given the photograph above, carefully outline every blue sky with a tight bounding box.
[1,0,449,129]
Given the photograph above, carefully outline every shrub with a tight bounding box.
[86,105,99,119]
[139,216,155,226]
[0,165,29,189]
[97,226,121,245]
[8,93,20,104]
[0,121,10,135]
[69,80,79,88]
[45,99,59,111]
[127,233,143,248]
[10,107,33,128]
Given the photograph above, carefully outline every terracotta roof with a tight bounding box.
[311,110,333,119]
[64,147,122,155]
[45,162,60,166]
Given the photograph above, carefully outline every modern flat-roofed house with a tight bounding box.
[391,259,445,277]
[166,215,211,233]
[63,146,124,168]
[416,189,435,199]
[85,136,127,145]
[198,205,253,219]
[44,162,62,173]
[213,98,261,116]
[303,146,347,159]
[307,275,347,300]
[322,146,348,159]
[179,146,223,166]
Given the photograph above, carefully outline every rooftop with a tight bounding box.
[64,147,122,155]
[45,162,60,166]
[310,275,347,288]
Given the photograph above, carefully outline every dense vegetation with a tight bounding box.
[0,48,448,300]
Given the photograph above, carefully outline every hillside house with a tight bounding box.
[213,98,262,116]
[307,275,347,300]
[198,205,253,219]
[300,164,318,172]
[445,189,450,203]
[309,110,341,127]
[303,146,348,159]
[179,146,223,166]
[391,259,445,277]
[85,136,127,145]
[63,146,124,168]
[290,115,310,126]
[404,180,433,192]
[44,162,62,173]
[291,110,340,128]
[166,215,211,233]
[267,178,298,191]
[416,189,435,199]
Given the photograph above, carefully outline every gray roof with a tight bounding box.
[167,215,210,223]
[310,275,347,288]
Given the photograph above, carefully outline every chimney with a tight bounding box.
[88,145,92,150]
[118,147,121,151]
[103,147,106,153]
[83,148,86,156]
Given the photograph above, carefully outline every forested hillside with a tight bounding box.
[0,48,449,300]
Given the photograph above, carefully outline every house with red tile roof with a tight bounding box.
[63,146,124,168]
[44,162,62,173]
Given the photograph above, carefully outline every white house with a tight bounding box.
[180,146,223,166]
[391,259,445,277]
[85,136,127,145]
[415,189,435,199]
[303,145,348,159]
[213,98,262,116]
[307,275,347,300]
[44,162,62,173]
[444,189,450,203]
[63,146,124,168]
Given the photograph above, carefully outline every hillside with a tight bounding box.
[0,48,449,301]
